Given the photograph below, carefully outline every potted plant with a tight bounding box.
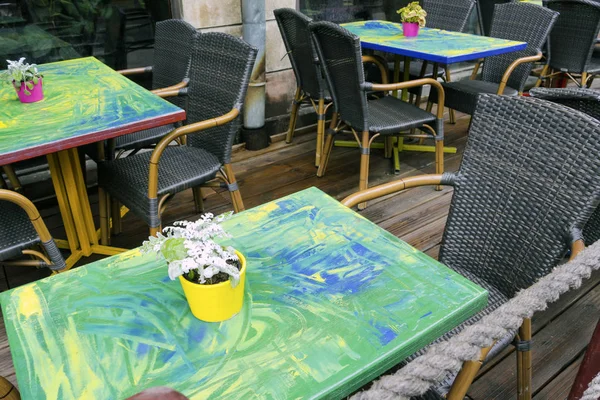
[141,212,246,322]
[3,58,44,103]
[397,2,427,37]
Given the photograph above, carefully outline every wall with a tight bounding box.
[179,0,299,136]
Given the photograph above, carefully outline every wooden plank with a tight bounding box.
[533,353,584,400]
[468,284,600,399]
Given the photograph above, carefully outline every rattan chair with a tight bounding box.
[97,32,257,239]
[428,2,557,116]
[0,189,66,287]
[111,19,197,156]
[477,0,513,36]
[530,87,600,246]
[342,94,600,399]
[537,0,600,88]
[309,21,446,209]
[274,8,388,167]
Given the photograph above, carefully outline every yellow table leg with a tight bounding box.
[392,55,401,98]
[402,56,411,101]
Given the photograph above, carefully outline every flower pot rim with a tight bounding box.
[178,250,246,289]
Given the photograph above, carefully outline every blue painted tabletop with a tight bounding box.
[342,20,527,64]
[1,187,488,399]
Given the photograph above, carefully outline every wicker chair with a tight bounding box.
[309,21,446,209]
[428,2,557,115]
[342,94,600,399]
[97,32,257,239]
[274,8,388,167]
[0,189,66,288]
[111,19,197,156]
[537,0,600,88]
[477,0,513,36]
[530,87,600,246]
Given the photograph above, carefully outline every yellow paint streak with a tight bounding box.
[290,354,313,376]
[0,121,7,128]
[262,202,280,212]
[308,272,326,283]
[16,286,42,317]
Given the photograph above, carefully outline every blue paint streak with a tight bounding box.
[420,311,433,319]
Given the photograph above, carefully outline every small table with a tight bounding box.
[342,21,526,172]
[1,187,488,399]
[0,57,186,268]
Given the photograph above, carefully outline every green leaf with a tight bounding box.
[160,238,187,262]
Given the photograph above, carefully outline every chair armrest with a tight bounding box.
[118,66,153,76]
[0,189,53,243]
[570,239,585,261]
[366,78,446,118]
[151,79,189,98]
[147,108,241,199]
[497,52,543,95]
[341,174,445,208]
[362,55,389,84]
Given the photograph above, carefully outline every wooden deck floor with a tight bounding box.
[1,109,598,399]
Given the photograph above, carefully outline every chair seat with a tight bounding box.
[430,79,519,115]
[98,146,221,226]
[368,96,437,135]
[0,202,40,261]
[115,124,176,151]
[408,265,514,398]
[586,55,600,75]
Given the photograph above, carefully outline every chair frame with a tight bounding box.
[0,189,66,271]
[342,174,585,400]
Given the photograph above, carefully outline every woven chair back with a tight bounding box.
[529,87,600,246]
[310,21,368,132]
[274,8,324,99]
[424,0,476,32]
[481,3,557,92]
[152,19,197,108]
[439,95,600,297]
[546,0,600,74]
[186,32,257,164]
[476,0,512,36]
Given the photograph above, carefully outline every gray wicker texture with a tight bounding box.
[114,19,196,153]
[424,0,476,32]
[274,8,325,100]
[98,32,257,228]
[441,95,600,298]
[476,0,512,36]
[546,0,600,75]
[529,87,600,246]
[430,3,557,115]
[0,201,39,261]
[399,95,600,399]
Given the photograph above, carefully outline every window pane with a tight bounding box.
[0,0,172,70]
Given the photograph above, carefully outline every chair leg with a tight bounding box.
[358,130,371,211]
[445,65,456,124]
[581,72,588,88]
[517,318,533,400]
[0,376,20,400]
[110,200,121,236]
[98,187,110,246]
[2,166,22,192]
[447,346,492,400]
[223,163,245,213]
[317,112,338,178]
[286,87,302,144]
[315,97,326,167]
[192,187,205,213]
[435,136,444,191]
[534,64,549,88]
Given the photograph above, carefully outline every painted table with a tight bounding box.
[341,21,526,173]
[1,187,488,400]
[0,57,186,268]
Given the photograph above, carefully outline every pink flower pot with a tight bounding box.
[13,78,43,103]
[402,22,420,37]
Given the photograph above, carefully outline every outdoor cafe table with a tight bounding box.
[0,57,186,269]
[342,21,526,172]
[0,187,488,399]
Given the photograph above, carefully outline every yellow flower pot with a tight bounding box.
[178,251,246,322]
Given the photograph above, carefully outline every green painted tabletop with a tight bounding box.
[342,20,527,64]
[0,187,488,400]
[0,57,185,165]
